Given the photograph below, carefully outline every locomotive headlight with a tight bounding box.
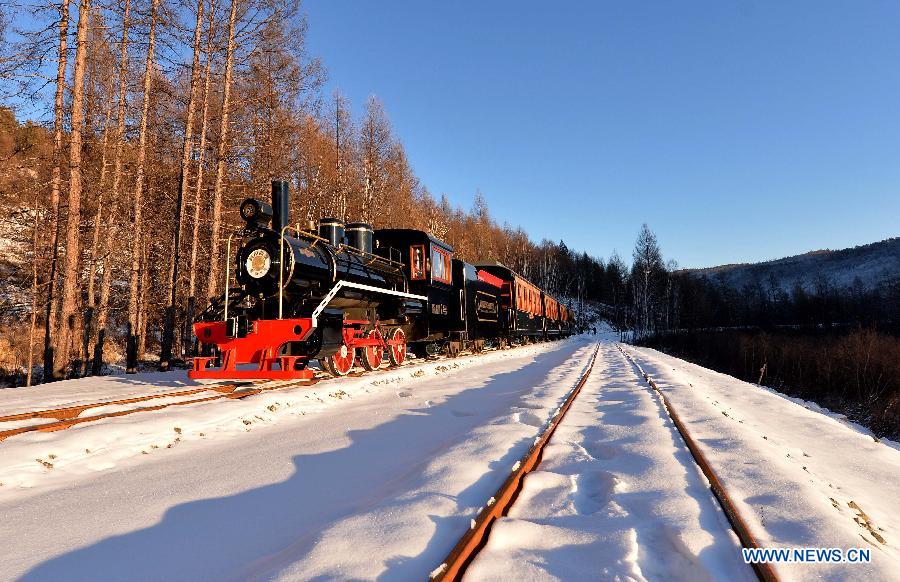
[239,198,273,226]
[240,201,257,220]
[245,248,272,279]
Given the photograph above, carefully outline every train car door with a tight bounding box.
[426,242,454,339]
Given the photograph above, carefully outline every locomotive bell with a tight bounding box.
[318,218,345,247]
[239,198,273,226]
[346,222,374,254]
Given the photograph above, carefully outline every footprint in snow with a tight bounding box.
[514,411,544,427]
[573,470,620,515]
[451,409,477,417]
[584,441,618,460]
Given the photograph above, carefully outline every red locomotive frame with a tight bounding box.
[189,318,407,381]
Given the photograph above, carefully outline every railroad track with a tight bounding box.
[0,340,551,444]
[617,345,778,582]
[431,341,780,582]
[430,342,601,580]
[0,378,325,443]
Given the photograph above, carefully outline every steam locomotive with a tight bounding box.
[190,181,576,380]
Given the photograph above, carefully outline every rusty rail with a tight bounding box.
[0,379,319,443]
[617,344,779,582]
[0,384,246,423]
[431,343,600,581]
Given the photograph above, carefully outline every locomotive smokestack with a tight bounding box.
[271,180,289,233]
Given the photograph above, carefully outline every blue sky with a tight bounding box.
[304,0,900,268]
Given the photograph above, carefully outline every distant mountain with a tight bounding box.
[682,238,900,292]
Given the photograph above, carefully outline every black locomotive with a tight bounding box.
[191,181,576,380]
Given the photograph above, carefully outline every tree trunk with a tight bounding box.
[160,0,205,371]
[43,0,71,382]
[127,0,160,374]
[92,0,131,373]
[55,0,92,378]
[205,0,239,301]
[87,104,113,310]
[27,208,40,387]
[137,232,150,360]
[187,0,217,305]
[82,99,112,374]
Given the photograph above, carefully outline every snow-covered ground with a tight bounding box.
[0,337,597,580]
[1,334,898,581]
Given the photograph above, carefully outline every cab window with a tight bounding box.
[410,245,426,280]
[431,247,452,284]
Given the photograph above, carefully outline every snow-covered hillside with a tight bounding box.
[683,237,899,291]
[1,337,898,581]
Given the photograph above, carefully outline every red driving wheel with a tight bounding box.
[388,328,407,367]
[360,331,384,371]
[324,343,355,376]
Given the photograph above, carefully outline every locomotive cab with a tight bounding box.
[374,229,456,349]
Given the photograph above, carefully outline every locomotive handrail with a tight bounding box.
[224,232,236,322]
[278,224,303,319]
[291,225,406,269]
[342,244,407,270]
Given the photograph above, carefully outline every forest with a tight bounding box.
[0,0,631,383]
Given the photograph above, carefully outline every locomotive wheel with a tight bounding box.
[387,328,407,367]
[361,332,384,371]
[324,344,355,376]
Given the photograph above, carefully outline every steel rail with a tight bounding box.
[0,383,246,423]
[617,344,780,582]
[431,343,600,581]
[0,379,318,443]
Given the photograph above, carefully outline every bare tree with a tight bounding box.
[42,0,71,380]
[186,0,218,337]
[127,0,161,373]
[91,0,131,373]
[359,95,392,223]
[160,0,207,370]
[55,0,92,377]
[27,207,40,386]
[631,224,663,340]
[205,0,239,301]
